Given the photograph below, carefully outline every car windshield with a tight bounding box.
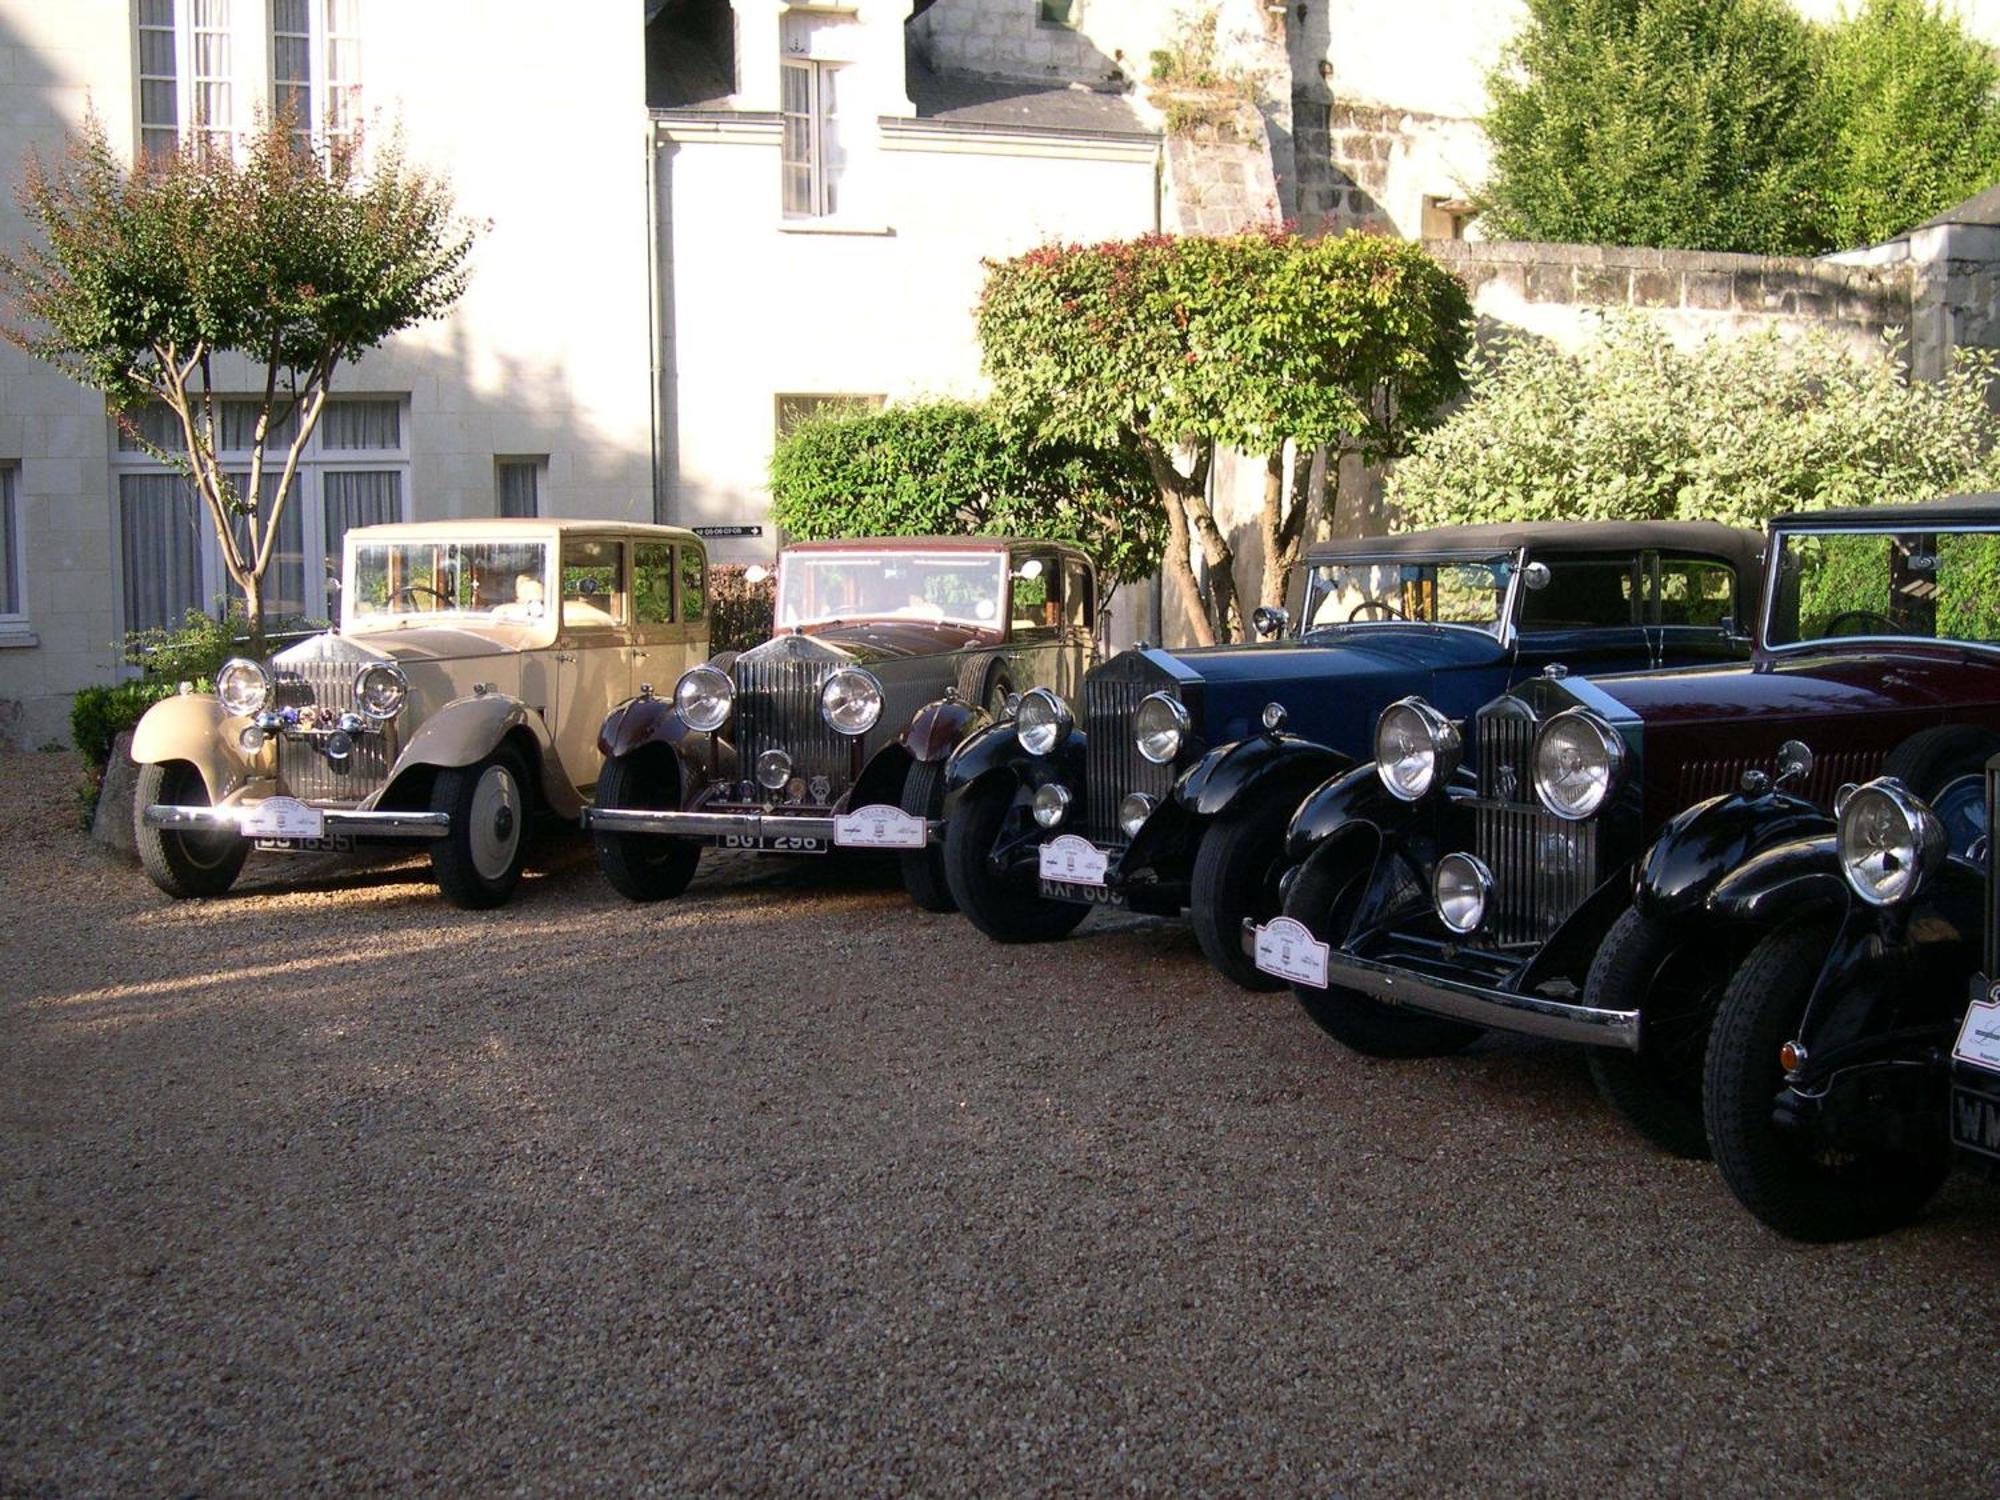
[1766,526,2000,649]
[1299,554,1515,638]
[347,539,553,627]
[777,551,1008,629]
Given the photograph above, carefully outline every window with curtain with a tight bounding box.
[323,471,402,589]
[137,0,180,164]
[320,399,401,450]
[780,60,844,218]
[120,474,206,633]
[190,0,234,153]
[497,459,543,519]
[225,471,307,620]
[0,466,21,620]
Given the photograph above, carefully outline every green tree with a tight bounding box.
[1477,0,1833,255]
[769,399,1163,604]
[1388,316,2000,533]
[1822,0,2000,249]
[0,111,479,639]
[978,232,1469,644]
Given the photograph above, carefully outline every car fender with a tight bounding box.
[1178,734,1354,820]
[383,693,581,819]
[1632,789,1830,925]
[902,695,990,764]
[1704,833,1847,925]
[597,692,727,769]
[128,692,252,804]
[1284,761,1426,864]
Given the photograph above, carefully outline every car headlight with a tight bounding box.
[1016,688,1073,757]
[1532,709,1624,821]
[1134,692,1189,765]
[1839,777,1944,907]
[1433,852,1493,935]
[1118,792,1156,838]
[1032,783,1072,828]
[675,664,734,733]
[821,667,883,736]
[216,658,271,717]
[1375,697,1461,802]
[354,662,408,722]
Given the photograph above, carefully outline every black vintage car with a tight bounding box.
[1275,498,2000,1161]
[942,521,1759,982]
[583,537,1095,909]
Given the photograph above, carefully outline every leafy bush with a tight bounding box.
[1388,317,2000,532]
[69,680,178,769]
[770,399,1164,600]
[709,563,774,656]
[118,605,246,684]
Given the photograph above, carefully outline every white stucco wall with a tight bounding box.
[0,0,657,746]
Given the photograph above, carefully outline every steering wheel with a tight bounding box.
[390,582,450,608]
[1823,609,1899,638]
[1348,600,1405,622]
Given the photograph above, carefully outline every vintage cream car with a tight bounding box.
[132,518,710,908]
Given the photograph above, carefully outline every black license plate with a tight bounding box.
[1039,878,1125,907]
[1951,1079,2000,1161]
[253,834,354,854]
[714,833,828,854]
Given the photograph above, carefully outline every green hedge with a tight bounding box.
[70,680,179,769]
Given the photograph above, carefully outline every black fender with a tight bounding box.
[848,741,917,812]
[1704,833,1847,925]
[1284,762,1466,864]
[596,694,735,799]
[1177,733,1354,820]
[902,695,990,764]
[941,719,1088,802]
[1631,789,1830,925]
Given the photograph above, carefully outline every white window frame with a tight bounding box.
[112,396,409,635]
[0,465,25,630]
[780,59,844,219]
[271,0,363,151]
[135,0,237,161]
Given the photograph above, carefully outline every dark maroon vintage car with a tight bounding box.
[583,536,1095,909]
[1267,497,2000,1157]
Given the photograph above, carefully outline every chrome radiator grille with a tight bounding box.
[733,655,848,800]
[1473,801,1599,947]
[1083,675,1175,840]
[273,660,391,806]
[1477,698,1537,801]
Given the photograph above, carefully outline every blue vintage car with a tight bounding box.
[939,520,1762,985]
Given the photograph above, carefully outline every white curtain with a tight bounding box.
[497,460,540,518]
[0,467,17,617]
[323,471,402,588]
[120,474,205,633]
[319,400,401,451]
[226,471,307,620]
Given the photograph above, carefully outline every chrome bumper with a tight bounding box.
[581,806,942,844]
[142,804,451,840]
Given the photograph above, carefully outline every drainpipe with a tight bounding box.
[645,121,666,524]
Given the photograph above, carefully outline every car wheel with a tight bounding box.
[1584,906,1738,1159]
[1881,724,2000,795]
[1285,844,1482,1058]
[592,751,699,904]
[1188,795,1295,993]
[134,760,247,899]
[955,652,1011,718]
[430,747,532,909]
[897,758,955,913]
[943,776,1087,944]
[1705,919,1950,1241]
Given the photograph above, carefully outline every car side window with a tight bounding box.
[1065,559,1092,631]
[1518,557,1640,630]
[1010,553,1064,637]
[634,543,674,626]
[1652,557,1736,627]
[679,545,706,624]
[560,537,626,630]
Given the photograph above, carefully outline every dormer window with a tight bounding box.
[781,60,844,217]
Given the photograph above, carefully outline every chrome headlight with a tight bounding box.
[1016,688,1073,757]
[1532,709,1624,821]
[675,664,734,732]
[821,667,883,736]
[1839,777,1944,907]
[1118,792,1156,838]
[354,662,408,722]
[216,658,271,717]
[1433,852,1493,935]
[1134,692,1189,765]
[1032,783,1072,829]
[1374,697,1461,802]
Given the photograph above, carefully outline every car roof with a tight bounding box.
[781,536,1092,562]
[346,518,706,545]
[1771,494,2000,529]
[1305,519,1761,568]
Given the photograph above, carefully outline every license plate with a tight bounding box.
[1038,834,1109,887]
[1040,878,1125,907]
[240,796,324,839]
[1252,917,1330,988]
[253,833,353,854]
[832,804,928,850]
[1951,1083,2000,1160]
[716,833,827,854]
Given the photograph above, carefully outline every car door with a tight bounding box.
[631,538,708,699]
[1005,548,1067,693]
[550,534,632,793]
[1647,551,1749,667]
[1060,556,1096,700]
[1509,551,1654,681]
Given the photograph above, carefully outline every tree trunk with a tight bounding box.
[241,568,265,654]
[1181,486,1243,644]
[1258,445,1326,614]
[1160,488,1215,648]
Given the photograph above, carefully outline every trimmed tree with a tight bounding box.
[769,399,1163,605]
[0,111,479,639]
[978,232,1469,645]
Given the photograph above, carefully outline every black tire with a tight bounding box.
[134,760,247,899]
[1286,845,1482,1058]
[897,758,956,913]
[1705,920,1951,1241]
[592,752,700,903]
[956,652,1012,717]
[1881,724,2000,795]
[429,747,533,909]
[1189,794,1296,993]
[1584,906,1741,1159]
[943,777,1088,944]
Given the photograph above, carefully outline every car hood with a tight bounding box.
[1588,648,1988,727]
[1163,627,1505,691]
[333,625,542,662]
[796,620,1001,663]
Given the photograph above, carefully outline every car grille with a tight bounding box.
[1476,697,1537,802]
[1472,800,1599,946]
[1083,672,1176,841]
[733,654,849,802]
[273,659,392,806]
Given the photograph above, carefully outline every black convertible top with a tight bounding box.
[1306,519,1761,571]
[1770,494,2000,529]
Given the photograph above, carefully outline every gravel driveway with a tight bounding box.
[2,748,1996,1496]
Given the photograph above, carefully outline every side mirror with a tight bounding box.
[1521,561,1551,592]
[1776,739,1813,787]
[1251,605,1290,640]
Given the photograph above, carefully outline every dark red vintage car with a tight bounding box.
[1269,497,2000,1158]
